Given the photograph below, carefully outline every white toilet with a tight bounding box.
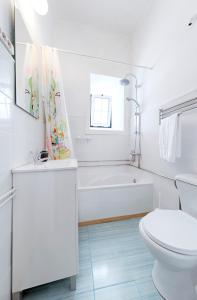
[139,174,197,300]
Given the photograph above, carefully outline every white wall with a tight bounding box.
[130,0,197,209]
[16,0,52,46]
[50,20,134,64]
[0,0,14,42]
[49,20,137,162]
[59,53,132,161]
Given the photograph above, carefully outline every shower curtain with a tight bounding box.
[42,46,74,160]
[21,44,39,118]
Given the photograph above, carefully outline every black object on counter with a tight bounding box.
[39,150,49,162]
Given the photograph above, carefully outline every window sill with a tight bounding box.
[86,128,126,135]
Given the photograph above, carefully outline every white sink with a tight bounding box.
[12,159,78,173]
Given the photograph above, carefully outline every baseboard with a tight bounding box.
[79,212,148,227]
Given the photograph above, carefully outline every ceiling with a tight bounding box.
[47,0,155,37]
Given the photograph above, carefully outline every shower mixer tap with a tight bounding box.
[120,73,142,169]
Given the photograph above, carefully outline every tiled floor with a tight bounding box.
[23,218,162,300]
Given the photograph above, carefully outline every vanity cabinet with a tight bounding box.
[12,159,78,297]
[0,195,12,300]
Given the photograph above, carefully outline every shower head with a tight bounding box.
[120,78,130,86]
[121,73,141,108]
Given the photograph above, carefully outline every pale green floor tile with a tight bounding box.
[61,291,94,300]
[23,273,94,300]
[92,252,153,289]
[135,277,163,300]
[79,227,89,242]
[23,219,160,300]
[89,237,148,262]
[95,282,140,300]
[23,289,94,300]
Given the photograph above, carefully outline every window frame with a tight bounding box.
[90,94,112,129]
[86,73,127,136]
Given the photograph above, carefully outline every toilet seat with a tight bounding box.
[142,209,197,255]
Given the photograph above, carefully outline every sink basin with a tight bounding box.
[12,159,78,173]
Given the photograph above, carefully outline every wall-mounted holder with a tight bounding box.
[159,97,197,124]
[75,136,92,144]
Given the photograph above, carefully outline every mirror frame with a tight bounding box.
[14,7,39,119]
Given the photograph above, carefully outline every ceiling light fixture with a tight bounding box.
[31,0,48,16]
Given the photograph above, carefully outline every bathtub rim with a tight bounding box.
[78,181,153,191]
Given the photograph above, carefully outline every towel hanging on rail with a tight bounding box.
[159,113,181,163]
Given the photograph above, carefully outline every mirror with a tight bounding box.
[15,9,40,118]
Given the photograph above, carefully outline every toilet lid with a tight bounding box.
[142,209,197,255]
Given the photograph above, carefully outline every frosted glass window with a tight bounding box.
[90,95,112,128]
[90,74,124,131]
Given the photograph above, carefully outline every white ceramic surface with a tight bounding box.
[140,220,197,300]
[78,165,153,222]
[12,158,78,173]
[143,209,197,255]
[176,176,197,218]
[139,175,197,300]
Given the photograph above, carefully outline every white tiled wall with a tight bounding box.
[0,43,44,193]
[0,1,44,298]
[0,44,14,192]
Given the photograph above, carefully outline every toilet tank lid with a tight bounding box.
[175,174,197,186]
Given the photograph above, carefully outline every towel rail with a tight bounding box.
[159,97,197,124]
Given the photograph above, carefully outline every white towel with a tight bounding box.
[159,113,181,163]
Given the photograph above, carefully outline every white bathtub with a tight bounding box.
[77,165,153,222]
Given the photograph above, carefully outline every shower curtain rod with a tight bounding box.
[16,42,153,70]
[56,47,153,70]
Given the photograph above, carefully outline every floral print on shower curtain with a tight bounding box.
[22,44,39,118]
[42,46,73,160]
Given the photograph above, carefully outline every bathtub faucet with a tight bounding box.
[129,152,141,168]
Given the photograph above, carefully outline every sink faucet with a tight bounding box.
[30,150,49,165]
[30,151,41,165]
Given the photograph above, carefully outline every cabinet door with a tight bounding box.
[13,169,78,292]
[0,199,12,300]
